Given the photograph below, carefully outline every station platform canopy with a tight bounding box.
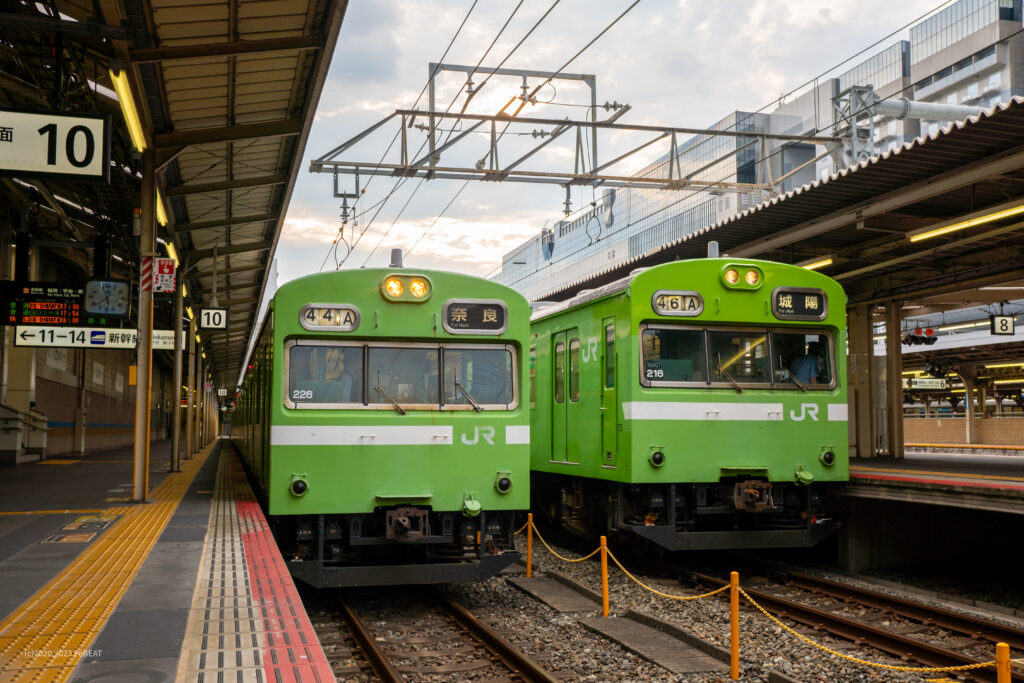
[0,0,347,384]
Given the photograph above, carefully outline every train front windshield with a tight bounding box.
[641,326,833,389]
[286,342,517,409]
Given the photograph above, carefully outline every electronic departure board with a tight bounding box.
[0,281,123,327]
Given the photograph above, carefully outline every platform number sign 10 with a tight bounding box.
[0,109,110,182]
[199,308,228,330]
[990,314,1015,336]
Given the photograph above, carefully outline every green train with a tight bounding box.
[529,257,848,550]
[233,264,530,586]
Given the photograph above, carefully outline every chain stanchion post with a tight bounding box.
[997,643,1010,683]
[526,513,533,578]
[600,536,609,618]
[731,571,740,680]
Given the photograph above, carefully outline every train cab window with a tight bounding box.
[569,339,580,401]
[604,325,614,389]
[771,331,833,388]
[641,327,706,384]
[368,346,439,405]
[288,345,363,404]
[708,330,770,385]
[554,342,565,403]
[443,346,514,407]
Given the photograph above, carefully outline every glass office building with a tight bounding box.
[494,0,1024,299]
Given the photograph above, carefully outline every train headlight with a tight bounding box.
[384,277,404,297]
[290,475,309,497]
[744,269,760,286]
[410,278,429,298]
[494,472,513,493]
[722,264,763,290]
[724,268,739,285]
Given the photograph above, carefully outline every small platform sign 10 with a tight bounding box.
[0,109,110,182]
[990,314,1015,336]
[199,308,228,329]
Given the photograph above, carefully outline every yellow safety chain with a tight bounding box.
[605,548,731,600]
[737,587,996,674]
[514,520,529,535]
[529,523,601,563]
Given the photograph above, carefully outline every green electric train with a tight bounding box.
[529,257,849,550]
[233,265,530,587]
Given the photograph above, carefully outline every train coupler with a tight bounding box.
[733,480,773,512]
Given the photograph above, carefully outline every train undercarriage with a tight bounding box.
[272,507,520,587]
[532,472,839,551]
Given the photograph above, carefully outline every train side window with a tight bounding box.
[604,324,614,389]
[641,327,706,384]
[771,331,833,388]
[529,346,536,408]
[554,342,565,403]
[569,339,580,402]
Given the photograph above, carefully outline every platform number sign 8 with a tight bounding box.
[990,315,1015,336]
[199,308,228,330]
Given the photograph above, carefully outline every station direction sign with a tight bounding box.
[902,377,948,390]
[0,108,111,182]
[15,326,185,350]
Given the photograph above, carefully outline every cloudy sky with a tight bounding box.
[273,0,944,286]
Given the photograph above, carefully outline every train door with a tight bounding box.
[552,333,567,461]
[566,336,581,464]
[600,319,617,467]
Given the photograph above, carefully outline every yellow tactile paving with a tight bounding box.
[0,442,218,683]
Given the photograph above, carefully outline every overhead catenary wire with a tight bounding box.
[317,0,479,272]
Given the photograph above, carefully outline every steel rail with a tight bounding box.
[783,570,1024,652]
[692,572,1017,682]
[432,588,559,683]
[337,596,404,682]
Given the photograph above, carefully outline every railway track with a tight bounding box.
[311,586,558,682]
[686,567,1024,682]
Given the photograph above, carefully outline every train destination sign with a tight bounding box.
[652,290,703,316]
[0,109,111,182]
[443,299,507,334]
[15,326,185,349]
[772,287,828,321]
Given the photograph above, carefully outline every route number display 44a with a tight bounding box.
[199,308,227,329]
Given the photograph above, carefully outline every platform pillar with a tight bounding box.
[847,304,876,458]
[132,147,156,502]
[959,364,978,444]
[185,316,196,458]
[884,301,904,458]
[170,268,183,472]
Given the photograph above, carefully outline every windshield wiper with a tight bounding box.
[374,385,406,415]
[779,357,807,391]
[455,381,483,412]
[716,354,743,393]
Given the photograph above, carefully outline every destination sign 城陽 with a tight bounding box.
[772,288,827,321]
[443,300,507,334]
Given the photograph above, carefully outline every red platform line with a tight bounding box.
[852,472,1024,491]
[237,499,333,683]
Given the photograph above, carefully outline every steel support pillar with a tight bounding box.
[185,316,196,459]
[884,301,904,458]
[132,148,156,502]
[959,364,979,444]
[847,304,876,458]
[170,270,183,472]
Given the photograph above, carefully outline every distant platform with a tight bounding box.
[0,439,333,683]
[842,451,1024,514]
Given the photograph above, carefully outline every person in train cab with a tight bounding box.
[320,348,354,402]
[791,341,822,385]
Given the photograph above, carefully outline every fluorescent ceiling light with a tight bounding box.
[186,306,194,320]
[985,362,1024,369]
[937,320,989,332]
[165,240,178,266]
[109,69,146,152]
[909,200,1024,243]
[993,378,1024,384]
[156,189,168,227]
[797,256,833,270]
